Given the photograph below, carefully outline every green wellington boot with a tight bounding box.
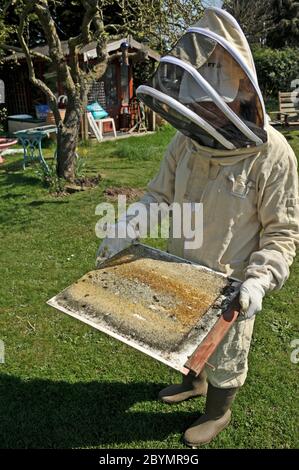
[158,371,208,404]
[183,383,238,447]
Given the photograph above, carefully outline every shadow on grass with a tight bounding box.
[99,164,138,171]
[0,374,200,448]
[28,200,69,206]
[0,193,68,204]
[1,193,29,200]
[1,154,54,175]
[0,159,24,172]
[1,171,41,188]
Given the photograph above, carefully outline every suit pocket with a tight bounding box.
[286,197,299,224]
[227,173,256,199]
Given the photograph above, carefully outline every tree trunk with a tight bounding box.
[56,124,78,180]
[56,98,82,181]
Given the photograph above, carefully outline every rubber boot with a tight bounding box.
[183,383,238,447]
[158,371,208,404]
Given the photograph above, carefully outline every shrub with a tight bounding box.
[253,47,299,98]
[36,157,65,194]
[0,106,7,134]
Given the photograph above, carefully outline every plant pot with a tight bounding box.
[46,109,66,125]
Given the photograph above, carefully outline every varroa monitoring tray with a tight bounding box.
[48,244,240,375]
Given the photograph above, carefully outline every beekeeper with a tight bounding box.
[97,7,299,447]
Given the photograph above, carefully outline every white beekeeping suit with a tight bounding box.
[135,5,298,378]
[97,7,299,446]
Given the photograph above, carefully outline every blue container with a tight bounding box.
[35,104,50,120]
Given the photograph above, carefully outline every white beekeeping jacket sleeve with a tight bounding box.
[245,144,299,292]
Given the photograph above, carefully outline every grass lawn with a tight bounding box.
[0,125,298,449]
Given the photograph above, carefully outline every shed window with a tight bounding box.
[105,64,118,107]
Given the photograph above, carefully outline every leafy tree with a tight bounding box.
[222,0,273,44]
[0,12,11,61]
[223,0,299,47]
[267,0,299,48]
[253,46,299,96]
[120,0,204,52]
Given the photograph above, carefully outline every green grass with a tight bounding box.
[0,125,298,449]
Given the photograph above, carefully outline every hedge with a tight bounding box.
[252,47,299,98]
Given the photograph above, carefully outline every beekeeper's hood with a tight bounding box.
[136,7,267,150]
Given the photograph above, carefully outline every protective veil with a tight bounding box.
[137,8,267,150]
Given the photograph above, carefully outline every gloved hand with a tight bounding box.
[239,278,266,319]
[96,220,138,266]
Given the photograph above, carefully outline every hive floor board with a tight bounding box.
[48,244,238,373]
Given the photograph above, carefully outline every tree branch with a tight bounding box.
[34,0,76,97]
[68,0,100,84]
[84,4,109,81]
[3,0,13,16]
[16,3,60,122]
[1,44,52,63]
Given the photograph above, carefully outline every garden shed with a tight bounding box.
[0,37,160,133]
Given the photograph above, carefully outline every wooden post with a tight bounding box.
[80,110,89,141]
[147,108,156,131]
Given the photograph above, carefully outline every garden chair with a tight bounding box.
[86,112,103,142]
[86,112,117,142]
[269,90,299,128]
[95,117,117,139]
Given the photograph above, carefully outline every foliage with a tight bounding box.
[223,0,273,45]
[223,0,299,48]
[0,0,144,180]
[0,0,122,49]
[120,0,204,52]
[74,155,87,179]
[36,156,65,194]
[267,0,299,48]
[36,152,87,192]
[0,106,7,133]
[253,47,299,97]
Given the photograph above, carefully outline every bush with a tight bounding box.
[0,106,7,134]
[36,157,65,194]
[253,47,299,98]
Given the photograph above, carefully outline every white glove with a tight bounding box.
[95,196,162,267]
[96,220,138,266]
[239,278,266,319]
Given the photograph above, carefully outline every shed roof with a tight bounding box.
[3,37,160,62]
